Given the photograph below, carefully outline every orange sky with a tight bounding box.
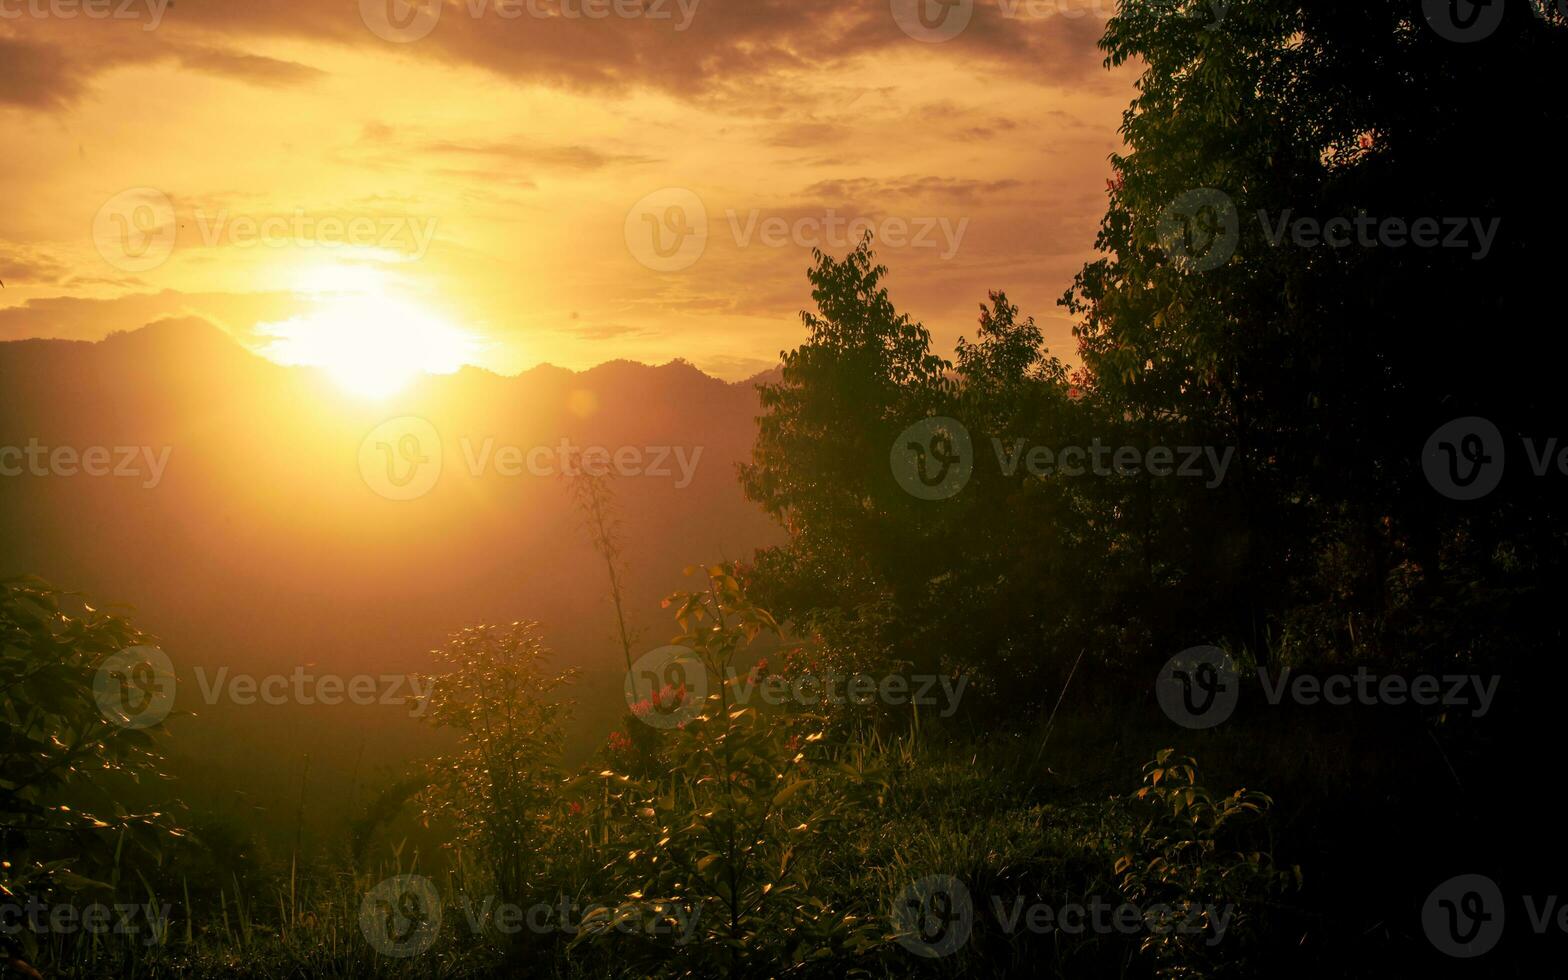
[0,0,1134,381]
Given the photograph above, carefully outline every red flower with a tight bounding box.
[651,683,687,709]
[569,801,584,816]
[608,730,633,753]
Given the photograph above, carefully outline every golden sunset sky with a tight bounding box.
[1,0,1133,382]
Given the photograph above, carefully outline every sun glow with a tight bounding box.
[257,291,479,399]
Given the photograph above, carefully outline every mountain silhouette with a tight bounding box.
[0,319,780,831]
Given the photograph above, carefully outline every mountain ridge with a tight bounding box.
[0,317,782,389]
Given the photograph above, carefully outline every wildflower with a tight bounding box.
[651,683,687,710]
[608,730,633,753]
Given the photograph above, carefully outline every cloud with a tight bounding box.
[418,137,657,171]
[175,46,328,86]
[552,315,648,340]
[0,289,310,342]
[0,25,322,112]
[799,176,1026,206]
[0,36,86,108]
[5,0,1113,114]
[0,246,68,285]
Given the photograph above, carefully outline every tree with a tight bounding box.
[0,577,181,972]
[1062,0,1568,663]
[740,238,957,676]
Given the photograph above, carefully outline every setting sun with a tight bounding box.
[256,292,479,398]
